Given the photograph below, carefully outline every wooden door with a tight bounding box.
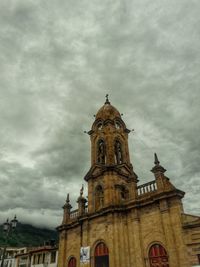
[94,242,109,267]
[68,257,76,267]
[149,244,169,267]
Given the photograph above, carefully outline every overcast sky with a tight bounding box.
[0,0,200,229]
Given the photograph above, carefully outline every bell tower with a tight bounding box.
[84,95,138,213]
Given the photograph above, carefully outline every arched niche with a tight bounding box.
[95,185,104,210]
[114,139,123,164]
[97,139,106,164]
[120,185,129,200]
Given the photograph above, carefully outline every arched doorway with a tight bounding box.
[68,257,76,267]
[94,242,109,267]
[149,244,169,267]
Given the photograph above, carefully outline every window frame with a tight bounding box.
[50,251,56,263]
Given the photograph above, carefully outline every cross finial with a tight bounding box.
[105,94,110,104]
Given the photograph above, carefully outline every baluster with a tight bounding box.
[153,182,156,190]
[137,181,158,196]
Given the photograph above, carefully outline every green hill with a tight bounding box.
[0,223,58,247]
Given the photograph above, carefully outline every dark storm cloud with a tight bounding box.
[0,0,200,228]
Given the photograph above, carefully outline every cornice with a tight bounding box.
[84,163,135,181]
[57,188,185,232]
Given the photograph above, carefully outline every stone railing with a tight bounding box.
[137,180,157,196]
[70,209,79,219]
[70,206,88,220]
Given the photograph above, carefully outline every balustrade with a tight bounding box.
[70,209,79,219]
[137,180,157,196]
[69,206,88,220]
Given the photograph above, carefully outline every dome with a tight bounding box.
[95,99,121,121]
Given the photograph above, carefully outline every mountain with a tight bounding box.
[0,223,58,247]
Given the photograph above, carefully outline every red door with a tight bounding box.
[95,242,109,267]
[149,244,169,267]
[68,257,76,267]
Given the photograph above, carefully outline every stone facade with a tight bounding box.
[57,98,200,267]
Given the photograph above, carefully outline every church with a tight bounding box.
[57,97,200,267]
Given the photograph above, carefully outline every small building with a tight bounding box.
[0,247,28,267]
[15,245,58,267]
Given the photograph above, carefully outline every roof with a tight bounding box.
[95,102,121,121]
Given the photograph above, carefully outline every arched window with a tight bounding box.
[97,122,103,130]
[115,121,121,129]
[94,242,109,267]
[149,244,169,267]
[95,185,104,210]
[114,140,123,164]
[97,139,106,164]
[68,257,76,267]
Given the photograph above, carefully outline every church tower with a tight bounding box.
[57,96,198,267]
[84,95,138,212]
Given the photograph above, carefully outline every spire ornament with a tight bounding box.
[105,94,110,104]
[62,193,72,224]
[66,193,70,203]
[151,153,166,174]
[151,153,176,192]
[77,185,87,215]
[154,153,160,165]
[80,184,84,197]
[63,193,72,210]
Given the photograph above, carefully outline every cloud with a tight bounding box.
[0,0,200,228]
